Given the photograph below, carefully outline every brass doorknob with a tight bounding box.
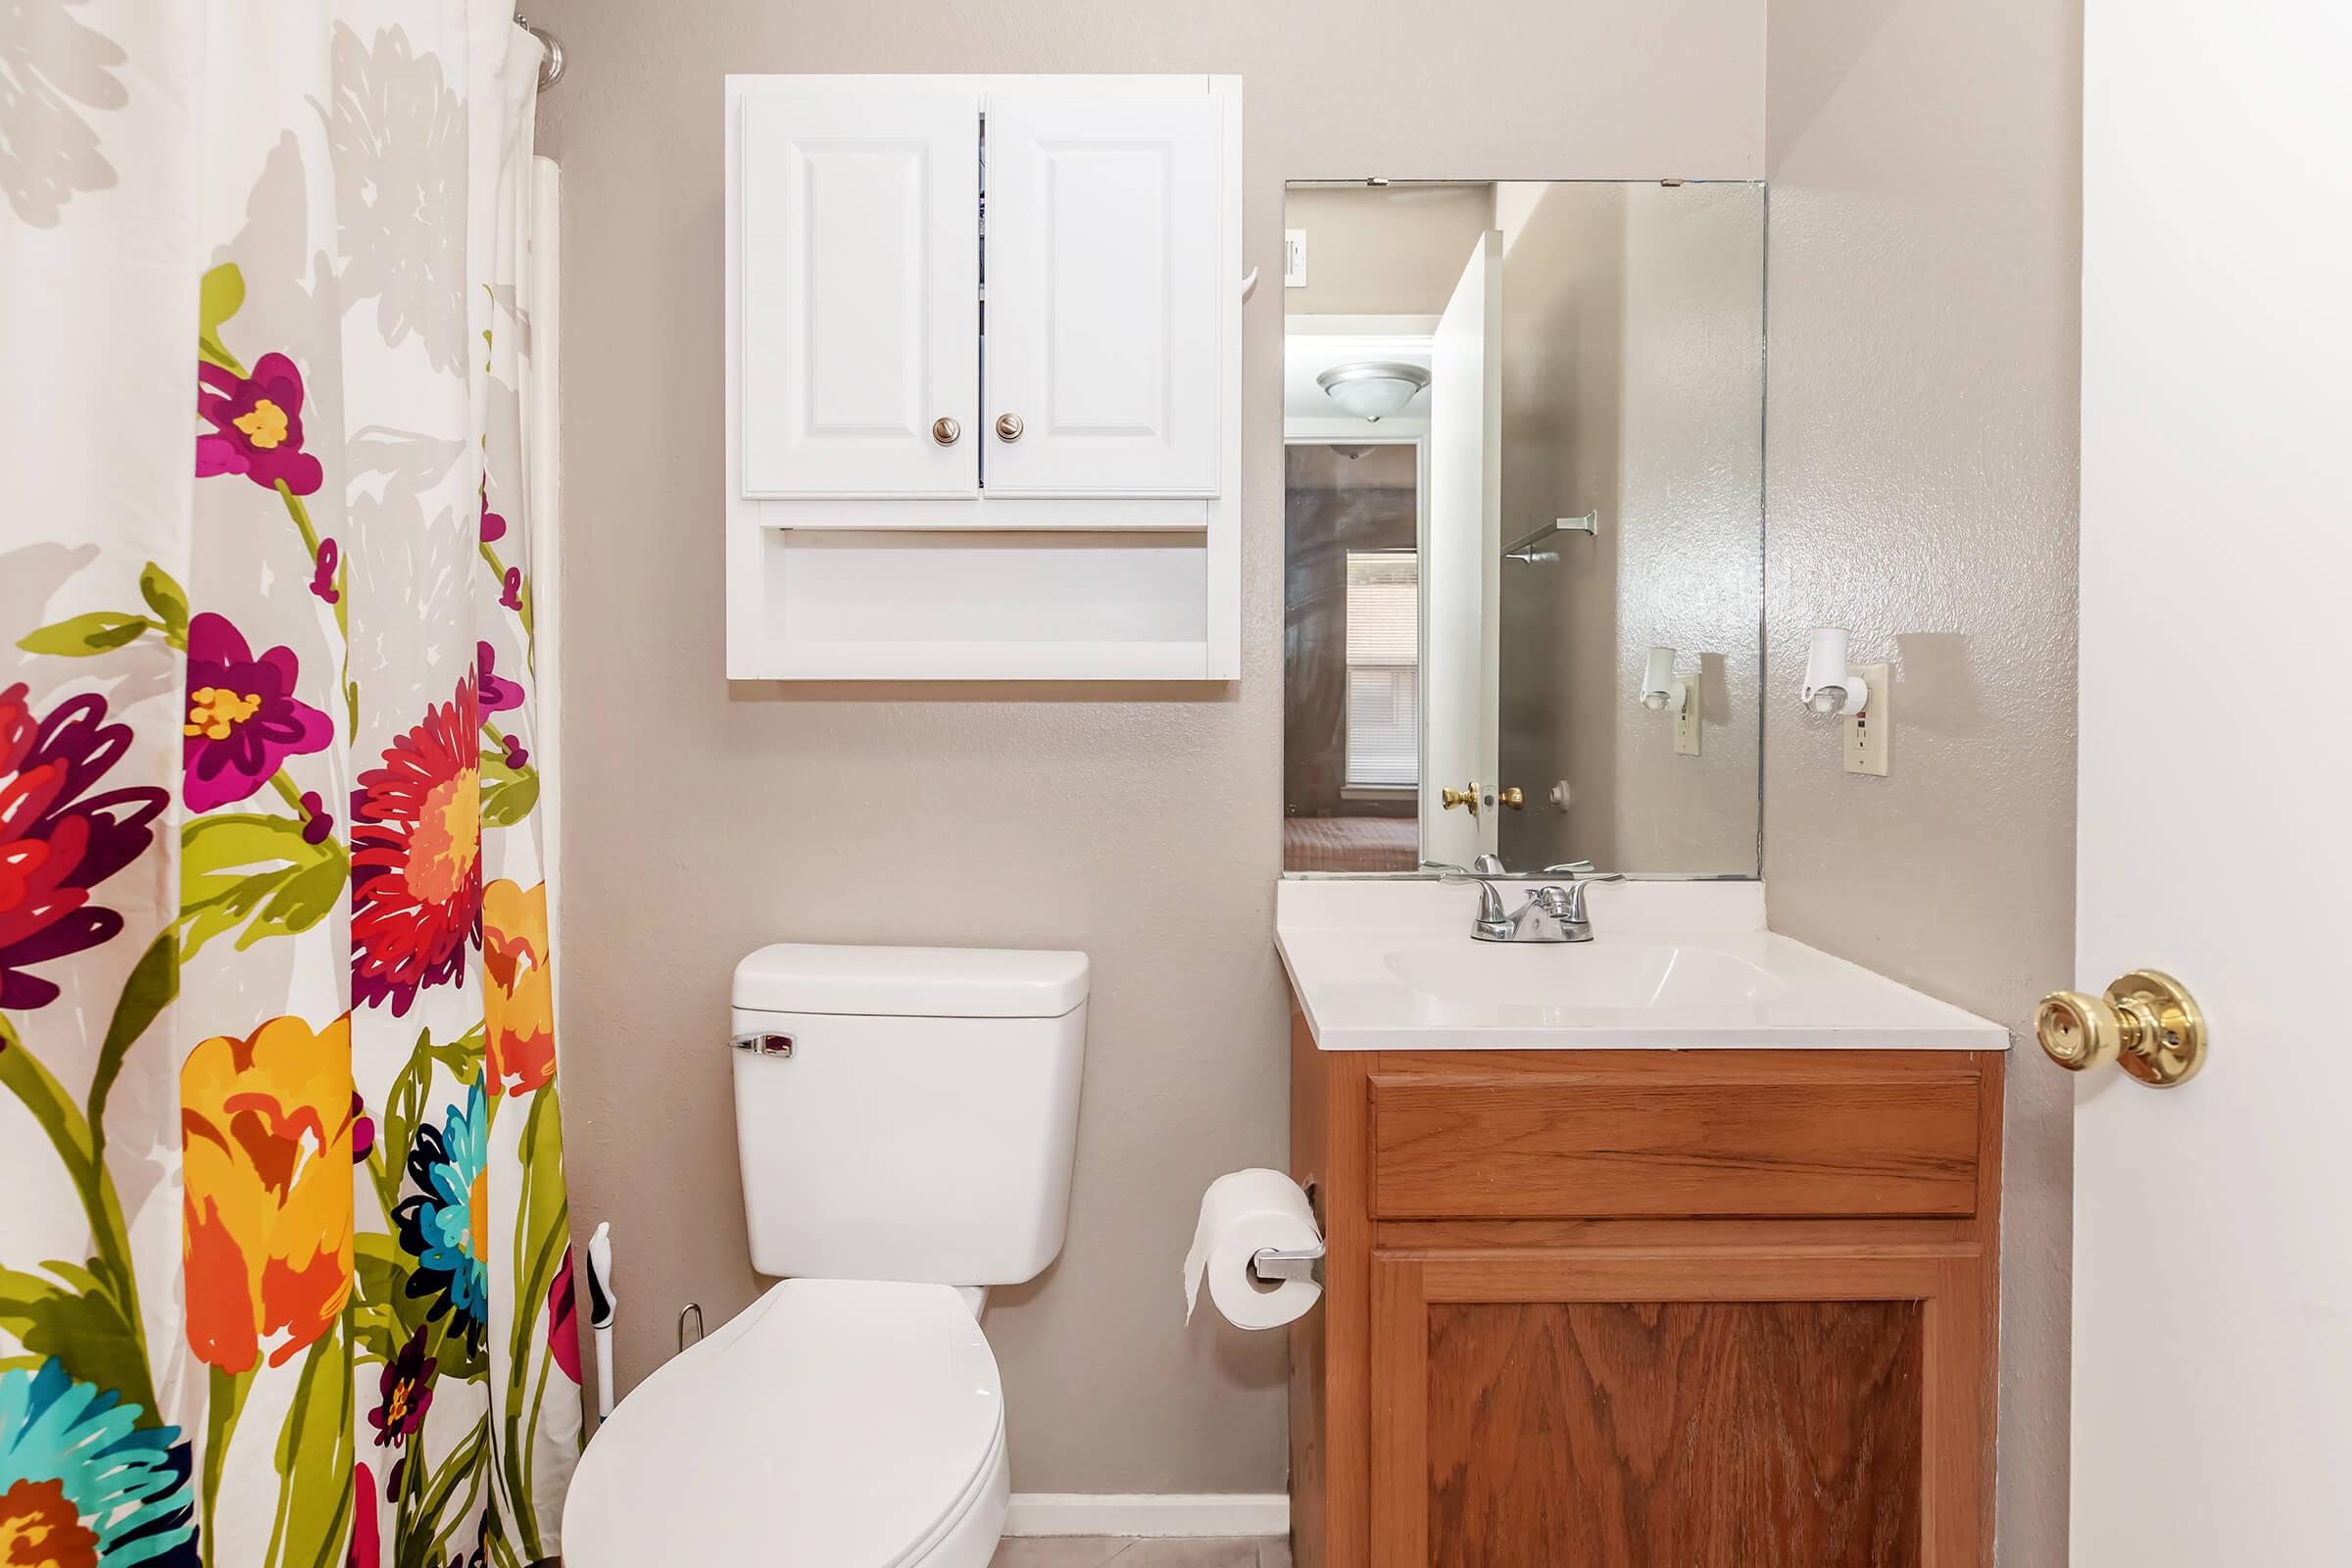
[1440,785,1481,816]
[1496,787,1525,810]
[2035,969,2207,1088]
[932,416,961,446]
[995,413,1025,442]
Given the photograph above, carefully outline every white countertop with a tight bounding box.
[1275,878,2009,1052]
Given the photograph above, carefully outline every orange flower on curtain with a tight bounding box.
[179,1013,357,1373]
[482,878,554,1097]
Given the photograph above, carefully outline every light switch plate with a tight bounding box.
[1674,675,1701,756]
[1284,228,1307,288]
[1844,662,1890,776]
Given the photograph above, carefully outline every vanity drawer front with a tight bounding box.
[1367,1056,1984,1220]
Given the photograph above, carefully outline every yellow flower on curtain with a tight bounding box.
[482,878,555,1098]
[179,1012,356,1373]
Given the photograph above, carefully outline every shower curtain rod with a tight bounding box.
[515,13,565,91]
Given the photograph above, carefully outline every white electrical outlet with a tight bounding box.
[1284,228,1308,288]
[1674,674,1701,757]
[1844,662,1890,776]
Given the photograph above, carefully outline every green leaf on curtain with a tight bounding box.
[371,1029,436,1223]
[138,562,192,646]
[480,770,539,827]
[0,1263,161,1429]
[0,1021,152,1418]
[500,1089,571,1557]
[86,929,180,1163]
[200,1363,253,1568]
[178,813,349,961]
[403,1416,487,1568]
[354,1232,435,1352]
[16,611,152,656]
[267,1318,355,1568]
[198,263,247,374]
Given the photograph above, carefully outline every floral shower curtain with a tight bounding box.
[1,5,581,1566]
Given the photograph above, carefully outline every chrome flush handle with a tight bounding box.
[731,1032,793,1058]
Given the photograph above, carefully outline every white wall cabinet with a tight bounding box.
[726,74,1242,681]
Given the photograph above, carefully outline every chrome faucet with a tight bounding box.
[1425,858,1625,943]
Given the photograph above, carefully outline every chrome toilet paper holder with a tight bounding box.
[1249,1242,1326,1287]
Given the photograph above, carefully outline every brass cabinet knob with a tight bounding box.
[932,416,961,446]
[1497,787,1525,810]
[995,413,1025,442]
[1440,785,1481,816]
[2036,968,2207,1088]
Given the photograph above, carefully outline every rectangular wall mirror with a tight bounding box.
[1281,179,1765,878]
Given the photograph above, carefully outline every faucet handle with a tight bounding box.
[1539,859,1596,876]
[1425,863,1511,931]
[1470,853,1508,875]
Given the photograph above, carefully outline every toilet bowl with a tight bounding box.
[564,1279,1008,1568]
[562,944,1089,1568]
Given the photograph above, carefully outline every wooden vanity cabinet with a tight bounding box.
[1289,1016,2004,1568]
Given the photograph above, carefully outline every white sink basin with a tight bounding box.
[1382,941,1787,1012]
[1275,877,2008,1052]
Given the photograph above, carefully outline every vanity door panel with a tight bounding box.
[1369,1248,1984,1568]
[738,90,980,497]
[982,93,1224,496]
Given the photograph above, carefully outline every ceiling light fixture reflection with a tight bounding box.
[1315,361,1431,422]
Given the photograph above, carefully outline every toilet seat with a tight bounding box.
[563,1278,1005,1567]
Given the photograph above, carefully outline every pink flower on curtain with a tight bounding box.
[548,1245,581,1385]
[348,1462,380,1568]
[350,674,481,1014]
[181,612,333,811]
[196,353,324,495]
[478,480,507,543]
[475,643,523,715]
[0,683,169,1010]
[368,1328,437,1447]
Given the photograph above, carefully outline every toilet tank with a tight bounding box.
[731,944,1089,1286]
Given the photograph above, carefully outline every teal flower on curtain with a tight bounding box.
[393,1080,491,1354]
[0,1360,199,1568]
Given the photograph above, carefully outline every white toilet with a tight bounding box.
[564,943,1090,1568]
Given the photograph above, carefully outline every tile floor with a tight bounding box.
[987,1540,1290,1568]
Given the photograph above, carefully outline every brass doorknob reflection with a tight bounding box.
[932,416,961,446]
[1497,787,1525,810]
[2036,969,2207,1088]
[1441,785,1480,816]
[995,413,1025,442]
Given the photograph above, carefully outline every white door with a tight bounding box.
[981,93,1223,496]
[1419,232,1502,867]
[2070,3,2352,1561]
[738,91,978,497]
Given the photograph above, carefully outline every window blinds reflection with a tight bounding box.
[1345,550,1419,787]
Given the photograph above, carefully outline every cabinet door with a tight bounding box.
[982,93,1224,496]
[1370,1248,1985,1568]
[739,91,978,496]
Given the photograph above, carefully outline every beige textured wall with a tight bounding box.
[532,0,1764,1494]
[1762,2,2082,1561]
[1495,182,1763,875]
[1282,183,1494,317]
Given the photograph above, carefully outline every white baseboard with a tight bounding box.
[1003,1494,1290,1539]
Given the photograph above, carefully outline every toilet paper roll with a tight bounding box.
[1183,1168,1323,1331]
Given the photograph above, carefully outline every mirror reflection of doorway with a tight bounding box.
[1283,442,1423,872]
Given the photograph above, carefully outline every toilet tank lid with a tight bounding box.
[734,943,1089,1018]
